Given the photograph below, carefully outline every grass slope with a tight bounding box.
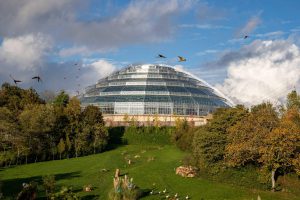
[0,144,299,200]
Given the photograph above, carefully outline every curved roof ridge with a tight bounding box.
[171,65,235,106]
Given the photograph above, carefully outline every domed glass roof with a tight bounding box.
[80,64,232,116]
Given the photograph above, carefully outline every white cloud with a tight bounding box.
[0,33,52,80]
[89,59,116,78]
[215,39,300,106]
[0,0,193,52]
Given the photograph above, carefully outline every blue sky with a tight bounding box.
[0,0,300,105]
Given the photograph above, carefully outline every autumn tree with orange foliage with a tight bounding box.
[259,107,300,191]
[225,103,279,167]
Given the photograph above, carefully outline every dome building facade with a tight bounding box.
[80,64,232,126]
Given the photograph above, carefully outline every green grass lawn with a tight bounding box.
[0,144,299,200]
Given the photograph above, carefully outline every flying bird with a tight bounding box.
[74,63,78,66]
[157,54,167,58]
[32,76,42,82]
[178,56,186,62]
[9,75,22,85]
[244,35,249,39]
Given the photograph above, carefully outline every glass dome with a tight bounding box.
[80,64,232,116]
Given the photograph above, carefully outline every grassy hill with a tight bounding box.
[0,129,300,200]
[0,128,299,199]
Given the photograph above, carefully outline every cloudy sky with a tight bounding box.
[0,0,300,106]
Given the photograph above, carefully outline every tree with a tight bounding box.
[259,108,300,191]
[93,124,108,154]
[0,83,43,114]
[172,118,193,151]
[80,105,107,154]
[286,90,300,110]
[192,105,248,168]
[65,97,81,157]
[43,175,56,199]
[0,107,27,166]
[225,103,279,167]
[53,91,69,107]
[19,104,56,162]
[57,138,65,160]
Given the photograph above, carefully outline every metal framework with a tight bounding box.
[80,64,231,116]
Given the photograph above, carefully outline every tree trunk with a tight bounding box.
[93,142,96,154]
[271,169,276,192]
[60,153,61,160]
[25,155,28,164]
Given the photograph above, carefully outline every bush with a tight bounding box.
[123,126,172,145]
[42,175,56,199]
[50,186,79,200]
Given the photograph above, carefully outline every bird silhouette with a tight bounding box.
[76,90,80,95]
[9,75,22,85]
[178,56,186,62]
[157,54,167,58]
[244,35,249,39]
[32,76,42,82]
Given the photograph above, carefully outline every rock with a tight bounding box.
[175,166,198,178]
[84,185,93,192]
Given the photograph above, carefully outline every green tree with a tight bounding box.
[82,105,107,154]
[286,90,300,110]
[192,105,248,168]
[42,175,56,199]
[53,91,69,107]
[65,97,82,157]
[19,104,56,162]
[57,138,66,160]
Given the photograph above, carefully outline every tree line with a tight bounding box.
[174,91,300,191]
[0,83,108,166]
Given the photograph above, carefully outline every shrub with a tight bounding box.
[42,175,56,199]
